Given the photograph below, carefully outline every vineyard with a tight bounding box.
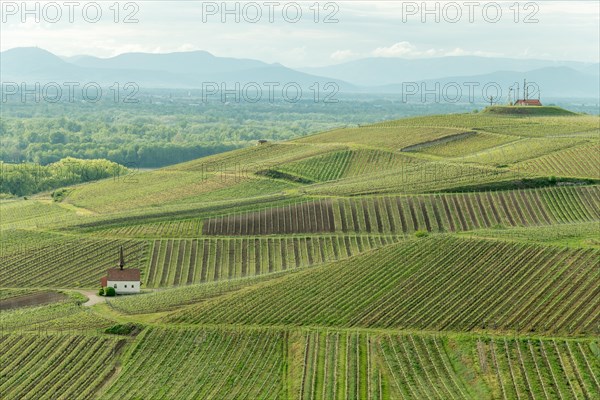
[99,327,284,399]
[0,238,149,288]
[167,236,599,335]
[0,229,66,257]
[107,273,291,314]
[202,186,599,235]
[363,113,599,138]
[466,221,600,247]
[476,337,600,400]
[0,333,126,400]
[0,200,79,230]
[273,149,417,182]
[291,330,477,400]
[304,161,521,195]
[2,109,599,399]
[297,126,473,150]
[93,218,204,238]
[0,297,115,331]
[144,234,401,288]
[460,137,586,166]
[202,199,337,235]
[66,142,341,213]
[516,142,600,179]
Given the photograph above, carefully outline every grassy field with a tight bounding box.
[1,108,599,398]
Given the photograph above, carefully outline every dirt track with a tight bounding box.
[79,290,107,307]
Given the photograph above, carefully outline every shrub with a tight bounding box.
[105,287,116,297]
[414,230,429,238]
[104,323,142,336]
[51,188,69,202]
[98,288,105,296]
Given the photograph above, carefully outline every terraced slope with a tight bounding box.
[167,236,599,335]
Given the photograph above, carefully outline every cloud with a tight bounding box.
[371,42,499,58]
[444,48,500,57]
[372,41,421,57]
[330,49,359,61]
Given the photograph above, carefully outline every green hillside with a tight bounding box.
[2,110,599,399]
[482,105,578,116]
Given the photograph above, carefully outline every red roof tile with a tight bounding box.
[515,99,542,106]
[107,268,141,281]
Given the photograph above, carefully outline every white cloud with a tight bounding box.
[444,48,500,57]
[330,50,359,62]
[1,1,598,66]
[371,42,500,58]
[371,42,442,58]
[372,41,421,57]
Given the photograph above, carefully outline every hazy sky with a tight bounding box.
[1,1,598,67]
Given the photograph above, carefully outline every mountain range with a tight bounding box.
[1,47,598,98]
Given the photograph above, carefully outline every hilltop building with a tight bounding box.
[100,247,141,294]
[510,79,542,106]
[515,99,542,106]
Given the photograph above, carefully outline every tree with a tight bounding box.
[105,287,116,297]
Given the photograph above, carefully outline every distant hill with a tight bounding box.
[372,67,600,99]
[301,56,600,86]
[1,47,81,78]
[1,47,355,91]
[68,50,267,75]
[1,47,598,98]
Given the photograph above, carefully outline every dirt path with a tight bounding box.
[79,290,107,307]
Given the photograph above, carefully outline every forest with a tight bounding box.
[0,89,517,168]
[0,157,127,197]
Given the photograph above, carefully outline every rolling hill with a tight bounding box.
[1,108,599,399]
[0,47,355,90]
[3,48,599,97]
